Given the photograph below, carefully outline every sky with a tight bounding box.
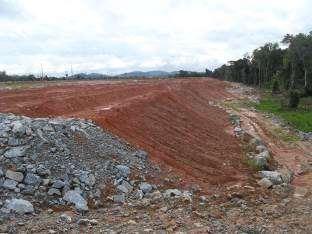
[0,0,311,76]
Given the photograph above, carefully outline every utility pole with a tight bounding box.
[71,64,74,77]
[40,64,44,80]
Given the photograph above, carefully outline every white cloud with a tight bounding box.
[0,0,311,75]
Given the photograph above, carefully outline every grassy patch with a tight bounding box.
[223,99,255,111]
[270,127,300,142]
[0,81,42,90]
[256,95,312,132]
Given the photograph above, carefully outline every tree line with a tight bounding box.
[0,71,37,82]
[213,32,312,98]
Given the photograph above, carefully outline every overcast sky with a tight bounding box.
[0,0,311,76]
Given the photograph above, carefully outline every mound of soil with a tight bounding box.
[0,78,250,188]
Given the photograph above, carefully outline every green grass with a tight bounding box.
[256,96,312,132]
[0,81,42,90]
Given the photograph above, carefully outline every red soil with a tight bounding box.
[0,78,250,187]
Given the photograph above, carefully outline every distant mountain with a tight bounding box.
[69,73,110,79]
[119,70,178,78]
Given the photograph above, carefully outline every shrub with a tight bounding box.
[304,86,312,97]
[272,79,280,94]
[288,90,300,109]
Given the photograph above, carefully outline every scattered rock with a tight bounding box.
[48,188,62,196]
[257,178,273,189]
[249,138,263,148]
[116,165,130,178]
[42,179,50,186]
[163,189,182,198]
[0,113,154,222]
[52,180,65,189]
[36,165,51,176]
[135,189,144,199]
[293,187,308,198]
[77,218,98,226]
[4,146,28,158]
[256,145,268,153]
[12,121,26,136]
[260,171,283,185]
[24,173,42,186]
[63,190,89,211]
[2,179,18,190]
[253,155,269,169]
[117,180,133,194]
[79,172,96,187]
[5,170,24,182]
[5,198,34,214]
[199,196,207,202]
[139,182,153,194]
[131,150,148,160]
[278,169,293,184]
[113,194,125,203]
[59,213,72,223]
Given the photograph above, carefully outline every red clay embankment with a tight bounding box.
[0,78,250,186]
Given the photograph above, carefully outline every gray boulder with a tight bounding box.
[132,150,148,160]
[256,145,268,153]
[251,150,271,169]
[139,182,153,194]
[21,185,36,195]
[258,150,270,159]
[63,190,88,211]
[278,169,293,184]
[113,194,125,203]
[48,188,62,196]
[234,127,242,133]
[257,178,273,188]
[260,171,283,185]
[24,173,42,186]
[6,170,24,182]
[36,165,51,176]
[3,179,18,190]
[79,172,96,187]
[59,213,72,223]
[4,146,28,158]
[163,189,182,198]
[254,155,269,169]
[135,189,144,199]
[5,198,34,214]
[117,180,133,194]
[0,129,9,138]
[116,165,130,178]
[249,137,263,148]
[12,121,26,136]
[52,180,65,189]
[7,137,22,146]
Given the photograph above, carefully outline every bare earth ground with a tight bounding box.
[0,78,311,233]
[0,78,249,189]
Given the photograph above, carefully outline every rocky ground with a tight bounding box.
[0,81,311,233]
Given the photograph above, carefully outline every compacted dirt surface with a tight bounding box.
[0,78,249,189]
[0,78,311,233]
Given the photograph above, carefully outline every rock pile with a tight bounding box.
[298,131,312,141]
[0,113,155,215]
[229,113,294,189]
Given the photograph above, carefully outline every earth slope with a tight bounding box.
[0,78,250,187]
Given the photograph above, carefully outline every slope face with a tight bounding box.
[0,78,250,187]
